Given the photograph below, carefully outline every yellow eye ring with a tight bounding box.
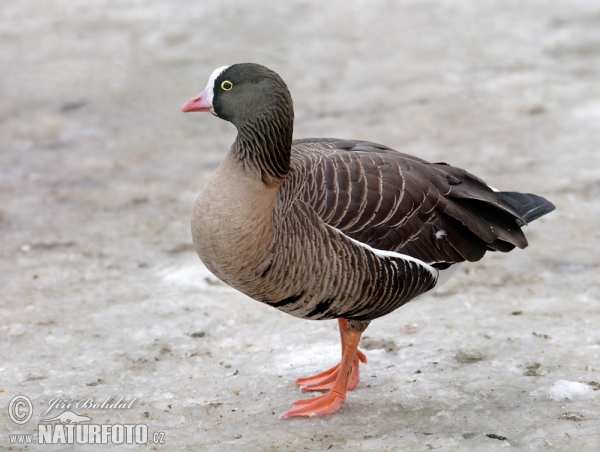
[221,80,233,91]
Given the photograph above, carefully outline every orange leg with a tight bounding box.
[295,319,367,392]
[280,319,364,418]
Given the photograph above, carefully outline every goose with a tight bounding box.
[181,63,554,418]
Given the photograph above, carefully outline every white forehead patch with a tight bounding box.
[204,65,230,110]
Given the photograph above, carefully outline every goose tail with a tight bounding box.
[498,192,555,226]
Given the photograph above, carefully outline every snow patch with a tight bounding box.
[160,264,232,292]
[547,380,593,401]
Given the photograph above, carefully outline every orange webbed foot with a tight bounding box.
[279,390,346,418]
[281,319,364,419]
[295,350,367,392]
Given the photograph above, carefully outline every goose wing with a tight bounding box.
[287,138,537,266]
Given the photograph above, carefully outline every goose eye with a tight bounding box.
[221,80,233,91]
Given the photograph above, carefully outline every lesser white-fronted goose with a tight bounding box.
[181,63,554,418]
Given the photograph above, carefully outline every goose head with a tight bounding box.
[182,63,294,129]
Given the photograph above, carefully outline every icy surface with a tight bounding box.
[546,380,594,402]
[1,0,600,450]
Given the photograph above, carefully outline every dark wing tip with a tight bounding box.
[498,192,556,225]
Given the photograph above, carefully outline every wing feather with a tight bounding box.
[285,138,552,265]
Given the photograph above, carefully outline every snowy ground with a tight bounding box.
[2,0,600,450]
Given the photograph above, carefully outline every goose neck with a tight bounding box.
[232,110,294,183]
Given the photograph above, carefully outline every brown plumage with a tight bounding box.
[182,63,555,418]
